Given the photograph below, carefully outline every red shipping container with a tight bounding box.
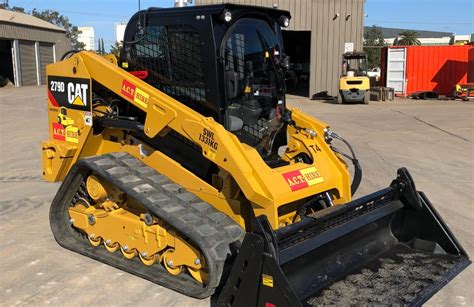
[380,45,473,96]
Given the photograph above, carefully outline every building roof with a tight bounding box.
[0,9,66,32]
[365,26,452,39]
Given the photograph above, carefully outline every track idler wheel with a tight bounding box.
[187,265,208,284]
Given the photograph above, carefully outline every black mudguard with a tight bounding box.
[217,168,470,306]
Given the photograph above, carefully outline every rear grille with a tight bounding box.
[242,118,268,141]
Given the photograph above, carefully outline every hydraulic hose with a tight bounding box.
[61,50,80,61]
[326,131,362,196]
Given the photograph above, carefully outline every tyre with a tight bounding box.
[363,92,370,104]
[337,93,345,104]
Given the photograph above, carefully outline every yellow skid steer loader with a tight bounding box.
[42,4,469,306]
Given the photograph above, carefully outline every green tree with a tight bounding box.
[10,6,25,12]
[394,30,421,46]
[31,9,85,50]
[363,25,385,69]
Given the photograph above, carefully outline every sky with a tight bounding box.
[365,0,473,34]
[5,0,474,49]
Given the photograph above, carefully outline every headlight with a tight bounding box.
[223,10,232,23]
[280,16,290,28]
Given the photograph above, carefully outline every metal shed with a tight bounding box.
[195,0,365,97]
[0,9,71,87]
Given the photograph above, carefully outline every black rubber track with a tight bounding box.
[49,152,244,298]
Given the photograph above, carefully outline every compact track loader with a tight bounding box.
[42,4,469,306]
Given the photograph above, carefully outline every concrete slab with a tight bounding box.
[0,86,472,306]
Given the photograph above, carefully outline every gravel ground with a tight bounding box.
[1,87,472,306]
[308,246,461,306]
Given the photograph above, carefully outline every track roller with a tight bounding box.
[104,240,119,252]
[88,234,102,247]
[139,252,156,266]
[163,250,183,275]
[120,246,137,259]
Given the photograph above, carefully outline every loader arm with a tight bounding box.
[42,51,351,229]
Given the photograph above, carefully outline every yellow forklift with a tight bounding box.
[338,52,370,104]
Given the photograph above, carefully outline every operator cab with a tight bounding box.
[121,4,291,160]
[342,52,368,77]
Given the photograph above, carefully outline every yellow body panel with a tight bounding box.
[42,51,351,230]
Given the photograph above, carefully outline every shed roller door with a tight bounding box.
[19,40,37,86]
[39,43,54,85]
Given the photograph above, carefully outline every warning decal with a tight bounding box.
[121,79,136,100]
[52,123,79,143]
[262,274,274,287]
[282,167,325,191]
[48,76,91,111]
[121,79,149,105]
[52,123,65,141]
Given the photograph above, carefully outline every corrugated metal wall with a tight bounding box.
[404,46,473,96]
[381,46,473,96]
[468,48,474,84]
[0,23,70,59]
[195,0,365,96]
[0,23,72,86]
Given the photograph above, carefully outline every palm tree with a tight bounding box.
[394,31,421,46]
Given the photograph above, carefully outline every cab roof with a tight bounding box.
[343,52,367,59]
[141,3,291,20]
